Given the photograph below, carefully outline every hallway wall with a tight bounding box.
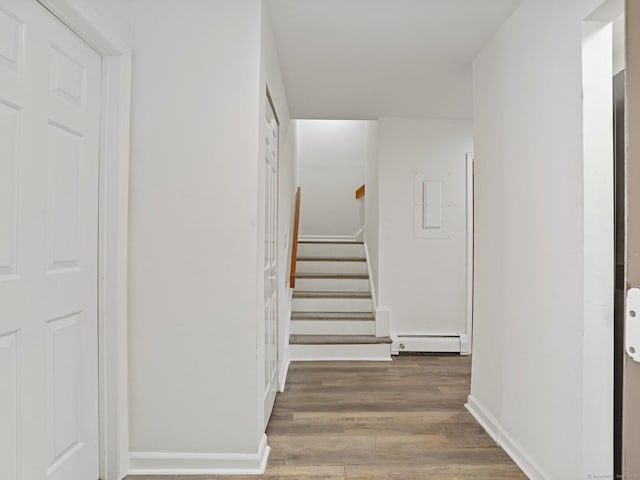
[377,118,472,339]
[469,0,613,478]
[127,0,296,473]
[297,120,375,238]
[128,0,263,459]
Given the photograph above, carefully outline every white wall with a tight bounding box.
[612,14,625,74]
[128,1,296,470]
[72,0,132,43]
[364,122,379,295]
[469,0,614,478]
[297,120,373,238]
[377,118,472,336]
[128,0,264,461]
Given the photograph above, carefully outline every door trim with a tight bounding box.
[35,2,132,479]
[624,0,640,475]
[463,153,474,356]
[263,88,280,427]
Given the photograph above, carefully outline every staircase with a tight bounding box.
[289,241,392,361]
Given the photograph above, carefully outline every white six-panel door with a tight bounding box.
[263,97,279,426]
[0,1,102,479]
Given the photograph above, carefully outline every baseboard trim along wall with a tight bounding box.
[465,396,549,480]
[278,356,290,393]
[128,434,270,476]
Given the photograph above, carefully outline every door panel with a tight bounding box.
[264,96,279,426]
[0,331,18,480]
[0,100,19,277]
[624,0,640,475]
[0,1,102,479]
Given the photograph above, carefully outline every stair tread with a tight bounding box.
[290,335,392,345]
[291,312,375,321]
[298,241,364,245]
[293,291,372,299]
[297,257,366,262]
[296,273,369,280]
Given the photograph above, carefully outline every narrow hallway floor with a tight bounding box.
[128,355,526,479]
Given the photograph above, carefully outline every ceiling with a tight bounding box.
[266,0,522,120]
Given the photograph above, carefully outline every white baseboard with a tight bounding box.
[298,235,357,243]
[128,434,270,476]
[465,396,549,480]
[289,343,391,361]
[392,335,461,354]
[460,334,471,356]
[278,356,290,393]
[464,395,500,444]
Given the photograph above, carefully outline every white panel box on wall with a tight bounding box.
[422,181,443,229]
[414,170,452,239]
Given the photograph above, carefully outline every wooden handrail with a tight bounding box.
[355,184,365,199]
[289,187,301,288]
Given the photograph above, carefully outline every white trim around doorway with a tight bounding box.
[463,152,474,356]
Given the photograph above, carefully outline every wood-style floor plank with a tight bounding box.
[127,355,525,480]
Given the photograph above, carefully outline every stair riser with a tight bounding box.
[289,343,392,361]
[290,320,375,335]
[292,297,373,312]
[295,278,370,292]
[297,243,365,258]
[296,261,367,275]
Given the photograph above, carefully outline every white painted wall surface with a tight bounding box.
[128,0,263,460]
[71,0,132,43]
[377,118,472,336]
[612,14,625,74]
[470,0,613,478]
[364,122,379,295]
[297,120,374,238]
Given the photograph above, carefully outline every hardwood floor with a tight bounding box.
[127,355,526,479]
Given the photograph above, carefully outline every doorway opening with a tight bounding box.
[581,1,624,477]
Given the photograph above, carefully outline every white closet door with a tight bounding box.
[0,1,102,479]
[263,97,279,426]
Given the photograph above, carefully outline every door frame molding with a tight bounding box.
[463,152,474,356]
[263,87,280,428]
[35,2,132,479]
[624,0,640,475]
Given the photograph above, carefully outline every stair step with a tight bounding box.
[291,312,375,321]
[290,335,392,345]
[292,296,373,312]
[296,273,368,279]
[290,319,375,335]
[298,241,364,244]
[289,343,392,361]
[296,260,367,275]
[292,291,371,299]
[297,242,366,259]
[297,256,366,262]
[295,274,370,293]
